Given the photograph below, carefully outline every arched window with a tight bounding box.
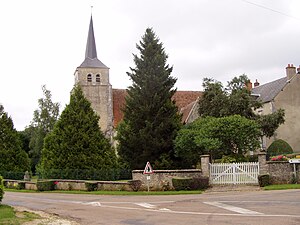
[96,74,100,83]
[87,74,92,82]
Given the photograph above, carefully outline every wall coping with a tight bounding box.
[132,169,201,173]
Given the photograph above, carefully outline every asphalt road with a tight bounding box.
[3,189,300,225]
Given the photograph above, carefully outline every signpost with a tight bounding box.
[143,162,154,192]
[289,159,300,183]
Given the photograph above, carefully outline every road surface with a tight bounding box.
[3,189,300,225]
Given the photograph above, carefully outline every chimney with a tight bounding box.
[254,79,260,87]
[286,64,296,79]
[245,80,252,91]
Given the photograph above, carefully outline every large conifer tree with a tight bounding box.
[40,86,117,179]
[116,28,181,170]
[0,105,30,178]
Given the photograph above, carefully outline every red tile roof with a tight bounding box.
[112,89,202,127]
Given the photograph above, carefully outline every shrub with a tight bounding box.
[17,181,26,190]
[172,177,209,191]
[258,174,270,187]
[0,176,4,202]
[85,182,98,191]
[37,180,55,191]
[128,180,142,192]
[0,171,24,180]
[267,139,293,158]
[189,177,210,190]
[172,178,192,190]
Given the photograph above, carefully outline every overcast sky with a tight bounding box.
[1,0,300,131]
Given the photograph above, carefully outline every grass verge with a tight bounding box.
[264,184,300,190]
[0,204,40,224]
[5,188,202,195]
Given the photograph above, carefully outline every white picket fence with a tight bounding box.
[209,162,259,185]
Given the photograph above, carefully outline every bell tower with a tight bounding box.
[74,15,113,139]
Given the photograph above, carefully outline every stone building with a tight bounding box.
[74,16,201,141]
[251,64,300,152]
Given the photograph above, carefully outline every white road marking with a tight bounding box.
[203,201,263,215]
[99,201,174,204]
[95,204,300,218]
[135,203,157,209]
[83,201,101,206]
[159,208,171,211]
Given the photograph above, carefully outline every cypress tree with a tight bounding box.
[40,85,117,179]
[0,105,30,178]
[116,28,181,170]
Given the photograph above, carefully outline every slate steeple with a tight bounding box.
[79,15,108,68]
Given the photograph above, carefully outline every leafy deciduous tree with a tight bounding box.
[198,75,285,137]
[29,85,60,172]
[175,115,261,167]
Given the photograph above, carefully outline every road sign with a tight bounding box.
[143,162,154,174]
[289,159,300,164]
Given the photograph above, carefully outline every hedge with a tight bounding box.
[172,177,209,190]
[36,180,55,191]
[85,182,98,191]
[258,174,270,187]
[0,176,4,202]
[267,139,293,158]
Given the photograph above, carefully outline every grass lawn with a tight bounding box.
[5,188,202,195]
[264,184,300,190]
[0,204,40,224]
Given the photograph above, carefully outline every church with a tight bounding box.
[74,16,202,141]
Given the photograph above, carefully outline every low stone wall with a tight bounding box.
[132,169,202,191]
[97,181,132,191]
[267,161,300,184]
[25,182,37,190]
[55,180,87,191]
[4,179,132,191]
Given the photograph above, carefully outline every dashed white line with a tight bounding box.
[83,201,101,206]
[203,201,263,215]
[135,203,157,209]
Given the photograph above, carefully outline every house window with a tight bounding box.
[87,74,92,82]
[96,74,100,83]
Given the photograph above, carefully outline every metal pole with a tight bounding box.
[147,175,150,192]
[294,163,297,184]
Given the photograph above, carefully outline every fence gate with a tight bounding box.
[209,162,259,185]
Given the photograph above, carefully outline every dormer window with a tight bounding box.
[96,74,100,83]
[87,74,92,82]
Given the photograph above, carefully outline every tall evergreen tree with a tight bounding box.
[0,105,30,177]
[28,85,60,173]
[116,28,182,170]
[40,85,117,178]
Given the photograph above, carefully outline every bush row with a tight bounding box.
[37,168,132,181]
[0,171,24,180]
[172,177,209,191]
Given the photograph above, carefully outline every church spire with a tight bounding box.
[85,16,97,59]
[79,15,108,68]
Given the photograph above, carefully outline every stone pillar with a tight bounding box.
[201,155,210,177]
[258,152,268,175]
